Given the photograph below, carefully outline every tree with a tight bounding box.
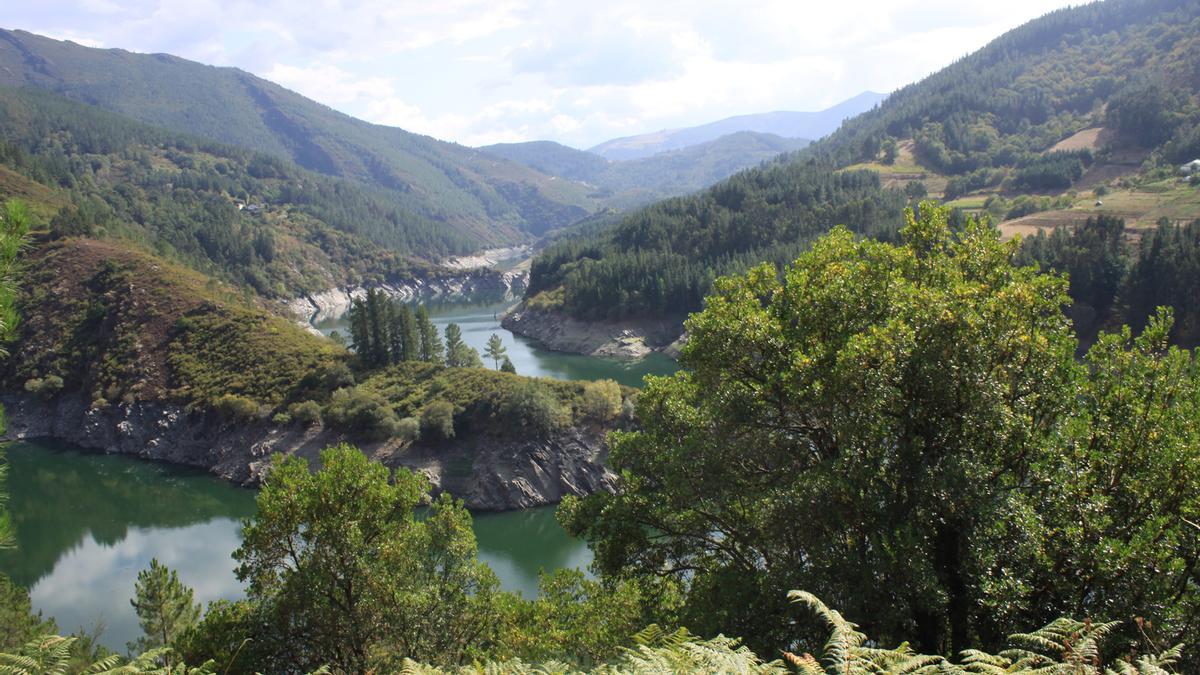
[499,356,516,374]
[416,306,444,364]
[233,445,502,672]
[128,559,201,657]
[484,333,507,370]
[561,203,1200,658]
[396,303,419,362]
[444,323,482,368]
[881,136,897,164]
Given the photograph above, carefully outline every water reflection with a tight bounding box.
[0,441,593,651]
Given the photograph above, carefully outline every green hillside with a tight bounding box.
[0,28,598,242]
[0,85,469,296]
[482,131,809,207]
[526,0,1200,324]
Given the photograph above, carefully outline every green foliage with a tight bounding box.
[0,634,217,674]
[500,381,570,438]
[209,394,258,421]
[230,445,504,673]
[20,375,62,398]
[128,560,201,659]
[561,204,1200,659]
[444,323,484,368]
[168,304,345,407]
[420,400,456,440]
[287,400,323,426]
[322,386,400,440]
[528,166,906,319]
[0,576,55,652]
[484,333,507,370]
[579,379,622,422]
[499,356,516,374]
[348,291,446,370]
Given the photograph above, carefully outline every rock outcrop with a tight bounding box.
[1,391,613,511]
[286,267,529,325]
[501,304,683,359]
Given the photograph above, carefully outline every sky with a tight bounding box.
[4,0,1079,149]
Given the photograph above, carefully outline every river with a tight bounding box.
[312,293,679,389]
[0,298,678,652]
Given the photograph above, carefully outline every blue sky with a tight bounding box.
[4,0,1077,148]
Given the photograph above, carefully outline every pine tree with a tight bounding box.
[444,323,482,368]
[365,289,389,368]
[500,356,516,374]
[416,306,444,364]
[128,559,200,657]
[397,304,419,362]
[484,333,507,370]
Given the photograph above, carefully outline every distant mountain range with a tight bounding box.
[586,91,886,161]
[482,131,809,207]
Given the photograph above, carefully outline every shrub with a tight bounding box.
[580,380,622,421]
[323,386,399,440]
[212,393,260,420]
[500,382,569,437]
[271,412,292,426]
[396,416,420,443]
[420,400,455,440]
[288,400,323,426]
[23,375,64,398]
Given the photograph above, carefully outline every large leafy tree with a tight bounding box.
[232,444,503,673]
[562,203,1200,658]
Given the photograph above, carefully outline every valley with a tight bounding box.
[0,0,1199,671]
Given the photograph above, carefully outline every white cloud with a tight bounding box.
[6,0,1078,147]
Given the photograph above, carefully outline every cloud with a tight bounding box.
[4,0,1078,147]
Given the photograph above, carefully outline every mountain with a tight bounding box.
[518,0,1200,336]
[0,28,597,244]
[587,91,884,161]
[482,131,809,207]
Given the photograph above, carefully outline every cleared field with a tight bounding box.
[998,180,1200,239]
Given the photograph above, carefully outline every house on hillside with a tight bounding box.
[1180,159,1200,174]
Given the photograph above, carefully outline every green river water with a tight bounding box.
[0,298,677,652]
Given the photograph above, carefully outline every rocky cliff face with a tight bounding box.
[501,304,685,359]
[1,391,613,511]
[287,267,529,325]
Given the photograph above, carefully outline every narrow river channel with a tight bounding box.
[0,295,678,651]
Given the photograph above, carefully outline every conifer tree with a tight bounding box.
[484,333,507,370]
[416,306,443,364]
[128,559,200,658]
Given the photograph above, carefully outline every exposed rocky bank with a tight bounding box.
[502,304,685,359]
[287,266,529,325]
[1,391,615,511]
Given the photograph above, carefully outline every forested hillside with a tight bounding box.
[0,86,475,296]
[482,132,809,208]
[0,28,599,242]
[525,0,1200,327]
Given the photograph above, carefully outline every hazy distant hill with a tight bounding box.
[482,131,808,206]
[0,28,597,244]
[587,91,884,161]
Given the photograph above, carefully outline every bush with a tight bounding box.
[500,382,569,437]
[323,386,399,440]
[420,400,456,440]
[396,416,420,443]
[212,393,260,420]
[271,412,292,425]
[580,380,622,421]
[23,375,64,398]
[288,400,323,426]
